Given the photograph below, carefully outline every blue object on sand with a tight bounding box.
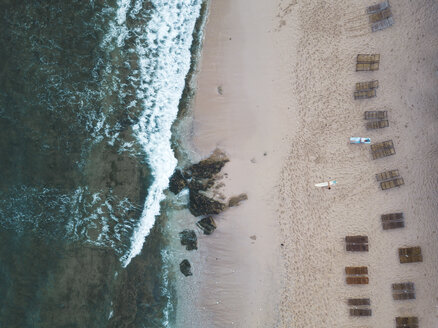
[350,137,371,144]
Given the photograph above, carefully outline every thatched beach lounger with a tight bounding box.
[346,236,369,252]
[356,80,379,91]
[356,62,380,71]
[356,54,380,72]
[355,89,377,99]
[376,169,400,181]
[350,308,372,316]
[347,298,372,319]
[365,110,387,120]
[345,266,369,284]
[366,1,393,32]
[372,148,396,160]
[346,244,369,252]
[347,276,369,284]
[392,282,416,300]
[369,8,392,23]
[345,236,368,244]
[367,120,389,129]
[383,221,405,229]
[393,292,416,300]
[371,140,393,151]
[367,0,390,14]
[381,213,405,230]
[374,147,396,160]
[347,298,371,306]
[345,266,368,275]
[371,140,395,159]
[396,316,419,328]
[357,54,381,63]
[372,17,394,32]
[392,282,414,290]
[399,247,423,263]
[381,178,404,190]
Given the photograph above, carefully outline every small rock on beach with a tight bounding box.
[228,193,248,207]
[179,229,197,251]
[196,216,217,235]
[180,259,192,277]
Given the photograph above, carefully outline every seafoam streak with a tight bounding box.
[121,0,202,267]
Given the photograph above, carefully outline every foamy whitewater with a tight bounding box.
[0,0,205,326]
[115,0,203,266]
[0,0,203,261]
[0,0,203,266]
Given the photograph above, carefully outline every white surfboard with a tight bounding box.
[315,180,337,188]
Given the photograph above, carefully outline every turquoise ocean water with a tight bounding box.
[0,0,203,326]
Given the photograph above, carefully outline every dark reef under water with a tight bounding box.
[0,0,184,326]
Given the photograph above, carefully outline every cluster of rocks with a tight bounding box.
[170,149,247,277]
[179,229,197,251]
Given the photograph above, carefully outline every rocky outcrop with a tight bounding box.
[189,190,226,217]
[187,149,229,179]
[188,178,214,193]
[168,169,187,195]
[228,193,248,207]
[179,229,197,251]
[196,217,217,235]
[180,259,192,277]
[172,149,248,275]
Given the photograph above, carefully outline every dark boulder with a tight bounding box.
[181,170,192,180]
[179,229,197,250]
[187,149,229,179]
[228,193,248,207]
[196,217,217,235]
[180,259,192,277]
[168,169,187,194]
[188,178,214,193]
[189,190,226,217]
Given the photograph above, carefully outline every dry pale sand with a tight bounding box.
[177,0,438,327]
[278,0,438,327]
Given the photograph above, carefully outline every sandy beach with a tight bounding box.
[179,0,438,327]
[175,0,296,326]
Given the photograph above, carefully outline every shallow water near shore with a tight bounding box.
[0,0,204,326]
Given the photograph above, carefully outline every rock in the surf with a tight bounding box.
[189,190,226,217]
[180,259,192,277]
[168,169,187,194]
[179,229,198,251]
[187,148,229,179]
[228,193,248,207]
[196,216,217,235]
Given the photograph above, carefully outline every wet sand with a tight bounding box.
[180,0,438,326]
[176,0,296,326]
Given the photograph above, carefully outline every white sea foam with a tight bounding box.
[116,0,131,25]
[120,0,202,267]
[160,248,173,326]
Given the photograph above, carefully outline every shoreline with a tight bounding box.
[174,0,298,326]
[172,0,438,327]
